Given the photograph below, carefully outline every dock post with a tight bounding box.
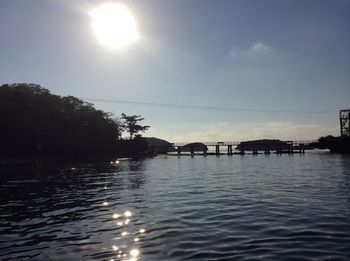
[203,147,207,156]
[190,146,194,157]
[177,146,181,156]
[215,145,220,156]
[240,145,245,155]
[228,145,233,155]
[286,141,293,155]
[276,147,281,155]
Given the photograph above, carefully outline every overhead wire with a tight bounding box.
[81,97,338,114]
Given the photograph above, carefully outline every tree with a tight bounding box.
[121,113,150,139]
[0,83,123,158]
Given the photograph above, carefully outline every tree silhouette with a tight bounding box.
[0,83,150,158]
[312,135,350,153]
[121,113,150,139]
[0,83,152,158]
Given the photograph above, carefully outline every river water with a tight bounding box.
[1,151,350,260]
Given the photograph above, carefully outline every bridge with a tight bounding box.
[152,140,317,156]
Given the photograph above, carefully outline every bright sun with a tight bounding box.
[90,3,139,49]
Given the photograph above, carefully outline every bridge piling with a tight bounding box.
[215,145,220,155]
[227,145,233,155]
[190,146,194,157]
[252,146,258,155]
[276,147,281,155]
[264,145,270,155]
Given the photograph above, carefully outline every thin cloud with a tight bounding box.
[229,41,272,58]
[148,121,338,142]
[250,121,337,140]
[249,41,271,54]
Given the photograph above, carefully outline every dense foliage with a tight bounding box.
[311,135,350,153]
[0,83,148,158]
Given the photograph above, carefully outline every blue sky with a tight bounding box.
[1,0,349,141]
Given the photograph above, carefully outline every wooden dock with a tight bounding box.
[152,140,315,156]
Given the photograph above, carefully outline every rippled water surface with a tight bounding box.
[1,152,350,260]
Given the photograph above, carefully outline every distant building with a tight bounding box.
[340,109,350,136]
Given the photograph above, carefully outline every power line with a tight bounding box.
[81,97,338,114]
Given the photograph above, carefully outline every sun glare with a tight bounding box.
[90,3,139,49]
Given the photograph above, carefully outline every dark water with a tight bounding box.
[1,152,350,260]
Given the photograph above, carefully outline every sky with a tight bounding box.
[1,0,349,142]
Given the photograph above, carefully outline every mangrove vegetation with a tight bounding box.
[0,83,149,159]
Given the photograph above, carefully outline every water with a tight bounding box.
[1,152,350,260]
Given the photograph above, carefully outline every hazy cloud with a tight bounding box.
[249,121,337,141]
[147,121,338,142]
[229,41,272,58]
[249,42,271,54]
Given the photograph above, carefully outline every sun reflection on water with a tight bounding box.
[124,211,132,217]
[130,249,139,256]
[110,160,120,165]
[100,173,145,260]
[107,208,145,260]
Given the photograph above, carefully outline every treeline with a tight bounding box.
[311,135,350,154]
[0,83,148,159]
